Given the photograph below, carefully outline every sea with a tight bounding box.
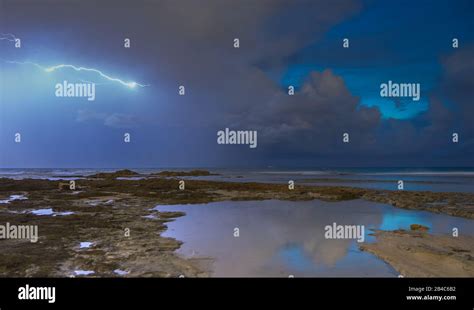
[1,167,473,193]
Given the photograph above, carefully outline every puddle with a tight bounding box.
[79,242,93,249]
[74,270,95,276]
[158,199,474,277]
[0,194,28,204]
[114,269,129,275]
[142,214,157,219]
[30,208,75,216]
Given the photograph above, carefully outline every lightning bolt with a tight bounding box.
[4,60,149,89]
[0,33,18,42]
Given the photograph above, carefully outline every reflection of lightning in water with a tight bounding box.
[0,33,17,42]
[5,60,149,88]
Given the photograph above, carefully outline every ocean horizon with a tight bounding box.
[2,167,474,193]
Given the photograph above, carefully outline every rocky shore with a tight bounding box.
[360,227,474,277]
[0,169,473,277]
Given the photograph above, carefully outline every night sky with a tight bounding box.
[0,0,473,168]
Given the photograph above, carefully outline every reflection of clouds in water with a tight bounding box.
[304,239,351,267]
[262,204,357,268]
[160,199,474,276]
[160,200,392,276]
[290,201,386,267]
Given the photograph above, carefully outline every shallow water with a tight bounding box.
[158,199,474,277]
[30,208,75,216]
[79,242,93,249]
[0,194,28,204]
[74,270,94,276]
[189,168,474,193]
[114,269,129,276]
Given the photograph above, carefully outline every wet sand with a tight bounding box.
[0,169,473,277]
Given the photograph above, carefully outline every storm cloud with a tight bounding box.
[1,0,473,167]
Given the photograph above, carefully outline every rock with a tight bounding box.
[153,170,214,177]
[90,169,139,179]
[410,224,429,232]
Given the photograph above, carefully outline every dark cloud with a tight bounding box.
[77,110,137,128]
[441,45,474,131]
[233,69,381,153]
[2,0,473,167]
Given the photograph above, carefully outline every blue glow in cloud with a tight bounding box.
[5,60,149,89]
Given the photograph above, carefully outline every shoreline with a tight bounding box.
[0,169,473,277]
[360,228,474,277]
